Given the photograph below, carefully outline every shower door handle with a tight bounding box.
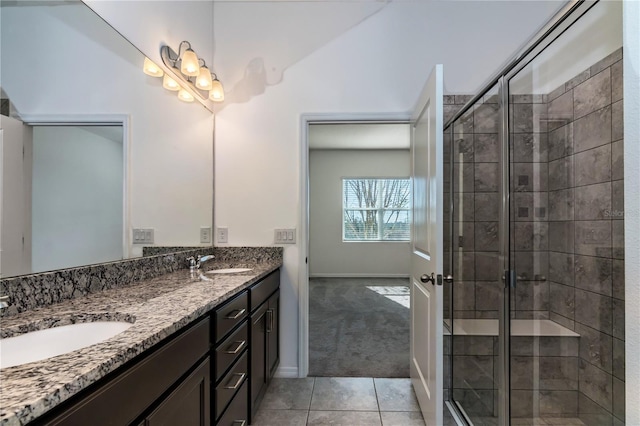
[443,275,454,283]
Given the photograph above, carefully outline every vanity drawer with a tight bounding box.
[217,380,248,426]
[215,352,248,420]
[249,270,280,312]
[215,291,248,342]
[215,321,248,382]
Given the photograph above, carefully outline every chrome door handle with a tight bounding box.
[443,275,454,283]
[420,273,435,285]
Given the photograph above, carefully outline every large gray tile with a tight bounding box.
[574,221,611,258]
[612,298,624,340]
[511,390,534,418]
[575,289,612,334]
[476,252,500,281]
[380,411,425,426]
[548,123,573,161]
[579,359,613,412]
[611,180,623,219]
[511,356,578,391]
[374,378,420,412]
[577,392,614,426]
[590,48,622,76]
[453,281,476,311]
[574,144,611,187]
[454,221,475,252]
[454,193,475,222]
[475,163,499,192]
[452,389,494,417]
[307,411,381,425]
[475,282,501,312]
[612,377,625,422]
[575,182,611,221]
[611,60,623,103]
[612,220,624,259]
[514,222,549,251]
[474,134,499,162]
[261,378,315,410]
[453,355,494,389]
[573,68,611,119]
[573,106,611,153]
[513,133,549,163]
[612,338,625,380]
[548,221,574,254]
[547,90,574,131]
[612,259,624,300]
[475,193,500,221]
[548,156,574,191]
[549,282,574,321]
[310,378,378,411]
[453,253,475,281]
[515,280,550,311]
[515,251,549,281]
[475,221,499,251]
[252,409,309,426]
[513,103,548,133]
[513,192,548,222]
[549,189,574,221]
[574,255,612,296]
[453,335,495,355]
[612,100,623,142]
[575,322,613,373]
[549,252,574,286]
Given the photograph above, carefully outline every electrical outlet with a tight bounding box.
[217,227,228,243]
[200,227,211,243]
[274,228,296,244]
[132,228,154,244]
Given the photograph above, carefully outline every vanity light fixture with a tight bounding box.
[162,74,180,91]
[177,89,195,103]
[143,57,164,77]
[159,40,225,104]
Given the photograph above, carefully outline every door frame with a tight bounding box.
[298,112,410,377]
[19,113,131,259]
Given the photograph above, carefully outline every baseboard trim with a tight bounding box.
[309,273,410,278]
[274,366,300,378]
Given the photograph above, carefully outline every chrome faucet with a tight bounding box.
[187,254,215,272]
[0,295,9,309]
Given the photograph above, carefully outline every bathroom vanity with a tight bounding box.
[0,252,281,426]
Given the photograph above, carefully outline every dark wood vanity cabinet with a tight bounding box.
[249,271,280,421]
[34,268,280,426]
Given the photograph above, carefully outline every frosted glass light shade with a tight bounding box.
[162,74,180,91]
[196,66,213,91]
[178,89,194,102]
[181,49,200,76]
[209,79,225,102]
[143,57,163,77]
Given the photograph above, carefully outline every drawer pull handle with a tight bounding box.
[224,372,246,389]
[226,308,246,320]
[232,421,246,426]
[224,340,246,354]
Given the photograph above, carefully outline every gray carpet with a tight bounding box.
[309,277,410,378]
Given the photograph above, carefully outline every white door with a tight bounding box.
[410,64,444,426]
[0,115,33,277]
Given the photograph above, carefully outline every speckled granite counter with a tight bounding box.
[0,260,281,425]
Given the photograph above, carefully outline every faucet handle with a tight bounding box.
[186,256,197,267]
[0,295,9,309]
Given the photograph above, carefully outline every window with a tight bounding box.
[343,178,410,241]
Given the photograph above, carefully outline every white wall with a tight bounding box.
[1,3,213,256]
[309,149,410,277]
[31,126,122,272]
[623,0,640,422]
[213,0,564,375]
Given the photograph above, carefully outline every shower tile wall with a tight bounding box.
[543,48,624,426]
[446,49,624,425]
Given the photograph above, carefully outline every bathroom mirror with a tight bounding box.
[0,1,214,278]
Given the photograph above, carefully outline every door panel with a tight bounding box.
[410,64,444,426]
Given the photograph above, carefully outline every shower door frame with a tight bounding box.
[443,1,602,424]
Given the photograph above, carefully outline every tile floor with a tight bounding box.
[251,377,427,426]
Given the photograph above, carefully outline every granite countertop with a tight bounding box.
[0,260,281,425]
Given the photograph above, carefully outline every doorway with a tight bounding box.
[299,117,411,378]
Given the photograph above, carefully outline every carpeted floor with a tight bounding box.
[309,277,410,378]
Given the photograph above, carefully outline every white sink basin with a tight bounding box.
[206,268,253,274]
[0,321,133,369]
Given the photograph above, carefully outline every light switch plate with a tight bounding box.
[200,227,211,243]
[274,228,296,244]
[217,227,228,243]
[132,228,154,244]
